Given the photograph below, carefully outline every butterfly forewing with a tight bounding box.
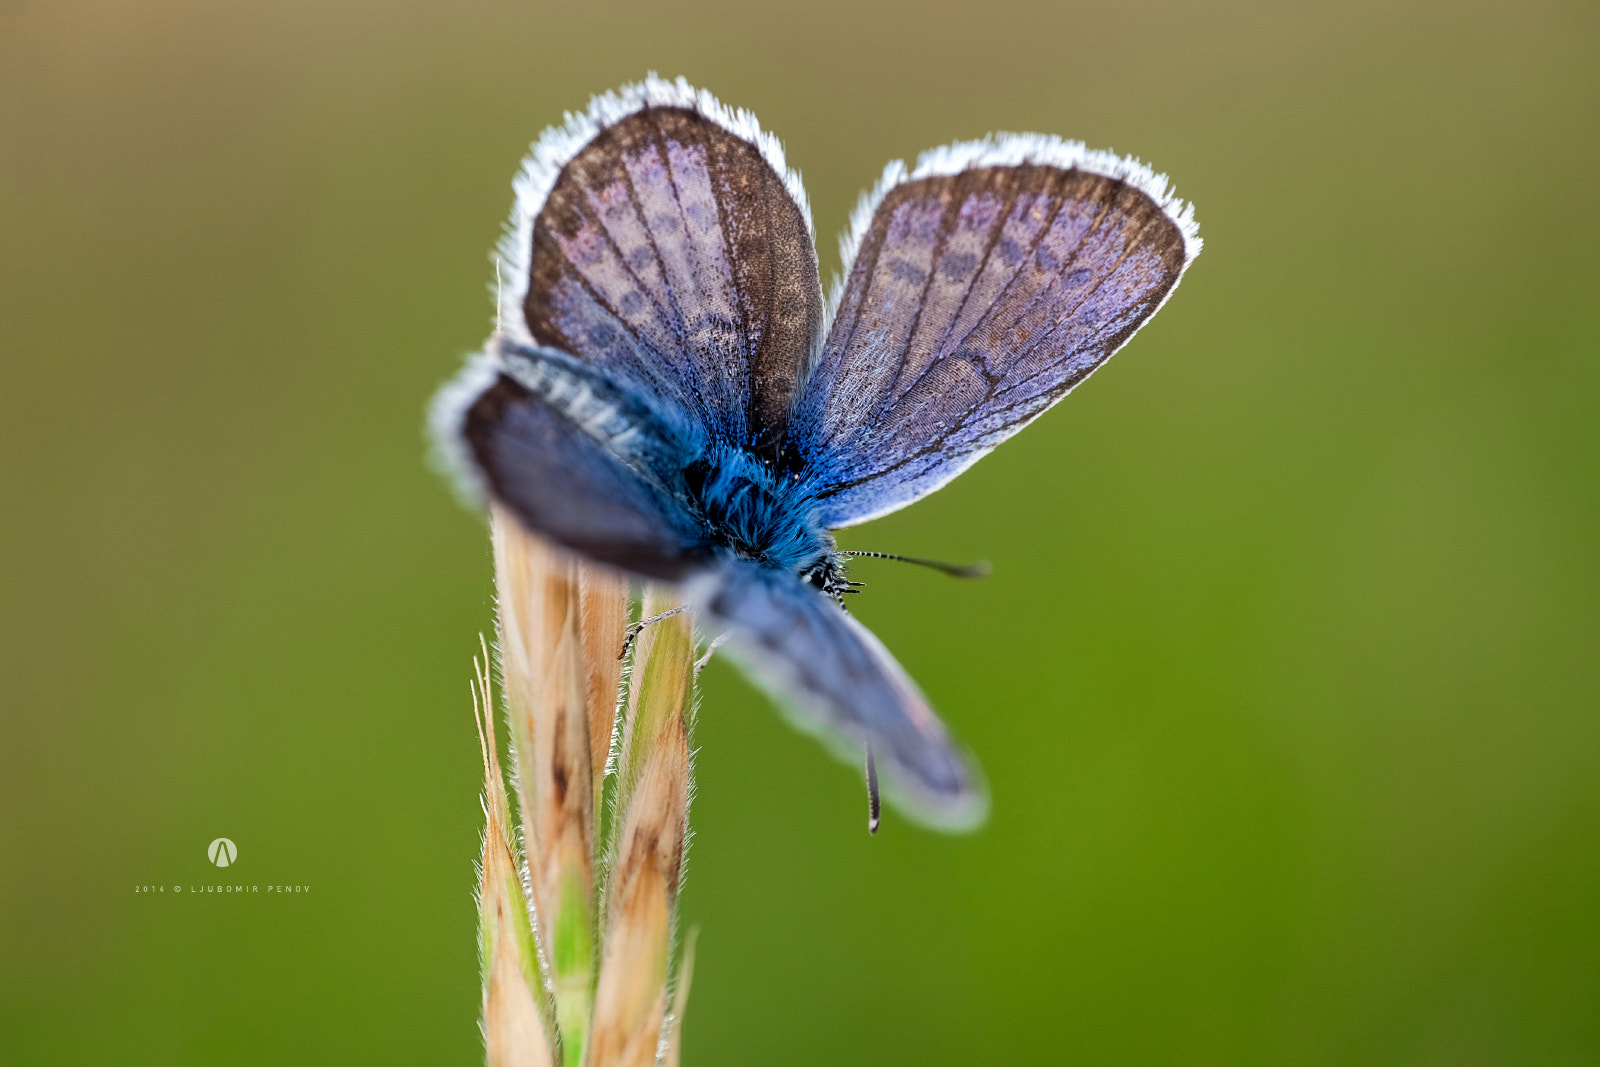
[521,106,823,456]
[792,155,1198,527]
[691,561,985,829]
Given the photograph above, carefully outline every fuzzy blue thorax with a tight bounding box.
[682,444,834,577]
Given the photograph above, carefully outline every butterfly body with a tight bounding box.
[681,445,835,582]
[433,77,1200,829]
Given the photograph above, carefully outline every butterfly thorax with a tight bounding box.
[682,444,835,579]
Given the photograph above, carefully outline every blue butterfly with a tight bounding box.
[432,75,1200,831]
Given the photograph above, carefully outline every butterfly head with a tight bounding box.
[799,552,858,605]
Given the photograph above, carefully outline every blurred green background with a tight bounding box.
[3,0,1598,1062]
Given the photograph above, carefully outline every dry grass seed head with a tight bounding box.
[473,644,556,1067]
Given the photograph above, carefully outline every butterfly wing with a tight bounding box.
[689,561,986,829]
[788,138,1201,528]
[499,76,824,458]
[435,343,710,581]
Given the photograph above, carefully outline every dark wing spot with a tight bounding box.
[890,259,928,286]
[940,251,979,281]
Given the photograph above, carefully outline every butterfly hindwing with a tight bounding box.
[448,343,710,581]
[791,141,1201,527]
[691,561,986,829]
[503,78,825,458]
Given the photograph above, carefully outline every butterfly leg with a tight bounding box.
[618,604,691,661]
[694,630,732,676]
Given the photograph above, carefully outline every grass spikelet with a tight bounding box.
[593,592,693,1067]
[474,511,697,1066]
[614,591,693,818]
[661,927,698,1067]
[473,643,556,1067]
[589,854,671,1067]
[579,567,629,813]
[492,506,596,1065]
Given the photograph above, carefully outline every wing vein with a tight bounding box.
[936,175,1022,363]
[943,178,1074,364]
[986,198,1171,404]
[651,118,715,409]
[879,186,959,409]
[542,250,663,368]
[617,123,695,364]
[946,174,1107,365]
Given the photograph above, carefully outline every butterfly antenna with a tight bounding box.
[847,551,991,579]
[865,747,881,835]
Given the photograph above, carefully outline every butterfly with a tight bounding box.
[432,75,1200,831]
